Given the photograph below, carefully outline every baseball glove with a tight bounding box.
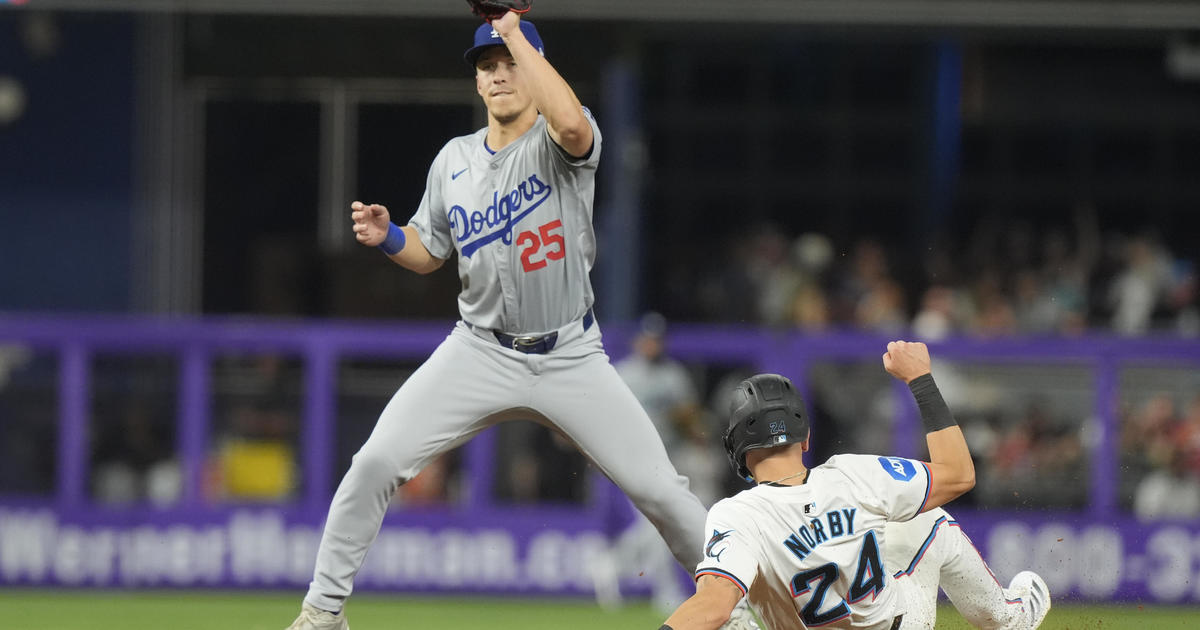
[466,0,532,22]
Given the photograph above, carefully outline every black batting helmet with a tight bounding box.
[722,374,810,482]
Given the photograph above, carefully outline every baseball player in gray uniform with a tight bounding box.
[285,11,707,630]
[659,341,1050,630]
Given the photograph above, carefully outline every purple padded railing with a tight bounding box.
[2,313,1199,516]
[2,314,1200,600]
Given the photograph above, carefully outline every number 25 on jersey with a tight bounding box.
[517,219,565,272]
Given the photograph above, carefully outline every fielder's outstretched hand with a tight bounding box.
[350,201,391,247]
[490,8,521,36]
[882,340,932,384]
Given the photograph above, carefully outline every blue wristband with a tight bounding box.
[378,222,406,256]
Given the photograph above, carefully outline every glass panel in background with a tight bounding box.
[0,347,57,496]
[89,354,178,506]
[805,359,895,463]
[492,422,588,506]
[356,103,476,206]
[336,358,464,508]
[932,361,1093,510]
[1118,365,1200,521]
[209,354,304,503]
[326,103,476,321]
[203,100,321,316]
[806,358,1093,510]
[694,361,762,502]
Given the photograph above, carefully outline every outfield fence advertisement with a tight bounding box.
[1,316,1198,602]
[0,507,610,594]
[1,507,1198,603]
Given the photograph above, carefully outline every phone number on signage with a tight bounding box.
[985,521,1200,602]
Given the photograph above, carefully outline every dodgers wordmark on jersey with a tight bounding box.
[410,110,601,335]
[696,454,931,629]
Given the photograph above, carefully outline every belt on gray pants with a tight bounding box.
[489,310,594,354]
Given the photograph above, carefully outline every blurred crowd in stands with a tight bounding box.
[952,384,1090,511]
[681,206,1199,519]
[5,208,1198,523]
[693,206,1198,339]
[1122,392,1200,521]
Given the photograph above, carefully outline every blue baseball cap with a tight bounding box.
[464,20,545,68]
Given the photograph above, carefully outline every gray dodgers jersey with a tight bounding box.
[697,454,932,630]
[408,111,602,334]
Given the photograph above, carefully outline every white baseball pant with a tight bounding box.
[885,507,1029,629]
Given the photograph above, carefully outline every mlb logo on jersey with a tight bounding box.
[878,456,917,481]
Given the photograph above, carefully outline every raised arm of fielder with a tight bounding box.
[882,340,976,511]
[490,11,593,157]
[349,201,444,274]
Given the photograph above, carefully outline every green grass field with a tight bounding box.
[3,590,1197,630]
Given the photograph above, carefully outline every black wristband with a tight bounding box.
[659,626,675,630]
[908,373,957,433]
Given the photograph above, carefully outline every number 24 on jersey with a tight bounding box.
[790,532,887,626]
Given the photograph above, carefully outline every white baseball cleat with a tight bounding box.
[1009,571,1051,629]
[285,602,349,630]
[719,598,762,630]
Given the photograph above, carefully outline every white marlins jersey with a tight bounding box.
[408,111,602,334]
[696,454,932,630]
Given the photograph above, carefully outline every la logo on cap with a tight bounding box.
[490,29,500,38]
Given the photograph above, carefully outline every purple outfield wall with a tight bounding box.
[1,315,1198,601]
[0,505,1198,602]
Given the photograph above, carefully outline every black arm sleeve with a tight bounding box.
[908,373,958,433]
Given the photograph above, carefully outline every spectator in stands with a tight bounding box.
[968,272,1019,337]
[911,285,961,340]
[698,210,1196,340]
[92,398,179,506]
[1133,449,1200,521]
[854,277,908,332]
[592,313,723,615]
[761,233,834,329]
[392,452,456,506]
[1177,394,1200,472]
[978,398,1086,508]
[697,230,763,324]
[1108,233,1174,335]
[1122,393,1178,471]
[213,355,298,501]
[1120,392,1200,519]
[787,281,833,333]
[829,238,893,325]
[1013,269,1060,334]
[1167,260,1199,336]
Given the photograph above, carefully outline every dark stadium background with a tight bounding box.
[1,2,1199,627]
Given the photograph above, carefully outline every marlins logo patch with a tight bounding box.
[705,528,734,561]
